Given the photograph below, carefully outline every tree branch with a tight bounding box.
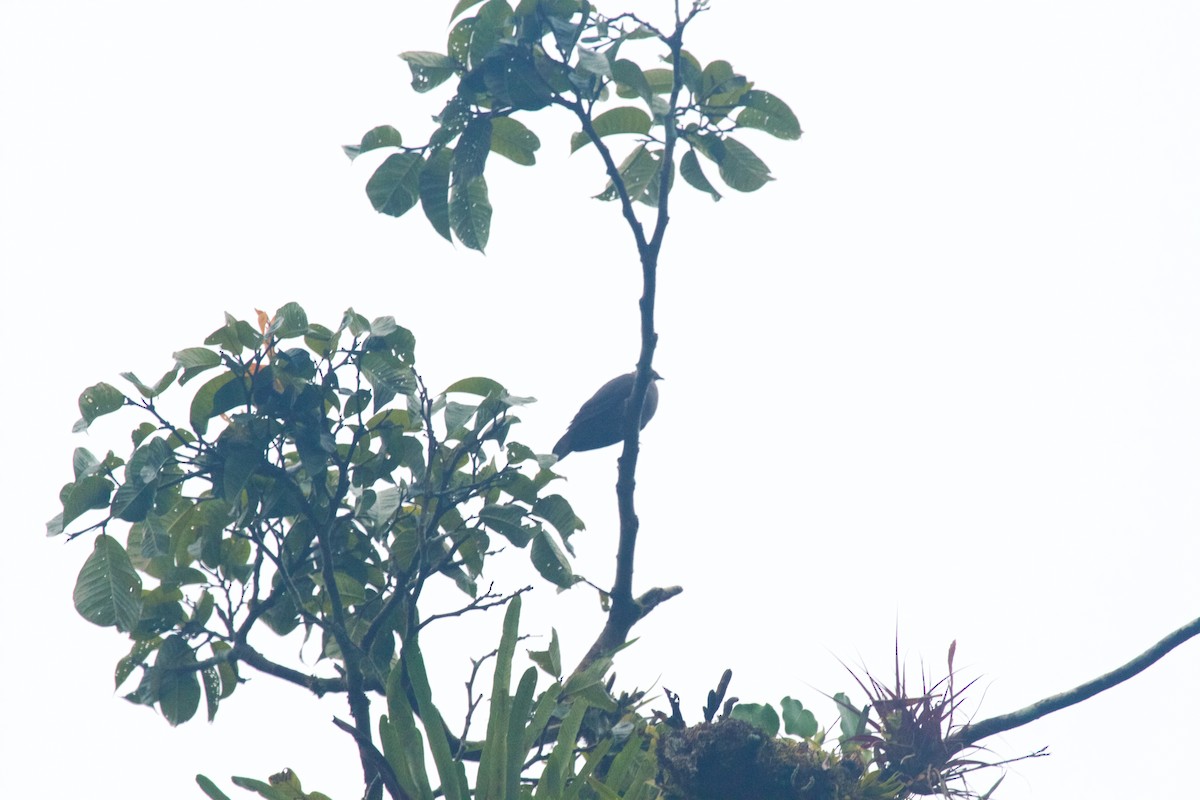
[948,614,1200,748]
[332,716,409,800]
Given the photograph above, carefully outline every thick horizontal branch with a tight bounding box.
[949,614,1200,748]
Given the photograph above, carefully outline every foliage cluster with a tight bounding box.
[54,303,583,729]
[344,0,799,251]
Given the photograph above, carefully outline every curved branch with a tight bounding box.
[948,614,1200,748]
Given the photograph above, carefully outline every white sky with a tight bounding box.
[3,1,1199,798]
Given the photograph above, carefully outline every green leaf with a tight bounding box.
[612,59,653,104]
[403,51,459,94]
[570,106,651,153]
[835,692,869,741]
[202,664,221,721]
[419,147,454,242]
[385,663,435,800]
[781,696,819,738]
[211,641,238,699]
[173,346,222,383]
[736,90,802,140]
[73,534,143,632]
[450,0,487,22]
[449,175,491,252]
[443,376,506,396]
[196,775,234,800]
[533,494,582,552]
[270,302,308,339]
[343,124,404,160]
[453,116,493,184]
[495,56,553,111]
[120,367,179,399]
[477,596,521,800]
[188,371,242,435]
[205,313,262,355]
[76,382,125,430]
[527,628,561,678]
[467,0,513,69]
[531,528,575,588]
[677,49,703,94]
[479,504,531,547]
[680,149,722,201]
[640,67,674,94]
[594,143,658,202]
[489,116,540,165]
[714,136,774,192]
[154,634,201,725]
[115,637,162,690]
[72,447,100,479]
[62,474,114,528]
[367,152,424,217]
[111,438,171,522]
[405,640,469,800]
[533,697,589,800]
[730,702,780,737]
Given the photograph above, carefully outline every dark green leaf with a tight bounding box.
[532,494,582,552]
[677,50,702,94]
[343,124,404,160]
[76,382,125,429]
[450,0,487,21]
[62,474,114,528]
[570,106,651,153]
[468,0,513,69]
[401,51,458,94]
[419,147,453,242]
[154,634,201,725]
[489,117,540,165]
[497,56,553,111]
[188,371,242,435]
[737,90,802,140]
[480,504,531,546]
[367,152,424,217]
[453,116,493,184]
[680,149,722,201]
[73,534,143,632]
[731,702,780,737]
[450,175,491,252]
[531,528,575,588]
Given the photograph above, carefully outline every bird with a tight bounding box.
[553,369,662,460]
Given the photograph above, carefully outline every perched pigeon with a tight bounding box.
[553,370,662,460]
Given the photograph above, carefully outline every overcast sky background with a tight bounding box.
[3,1,1199,797]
